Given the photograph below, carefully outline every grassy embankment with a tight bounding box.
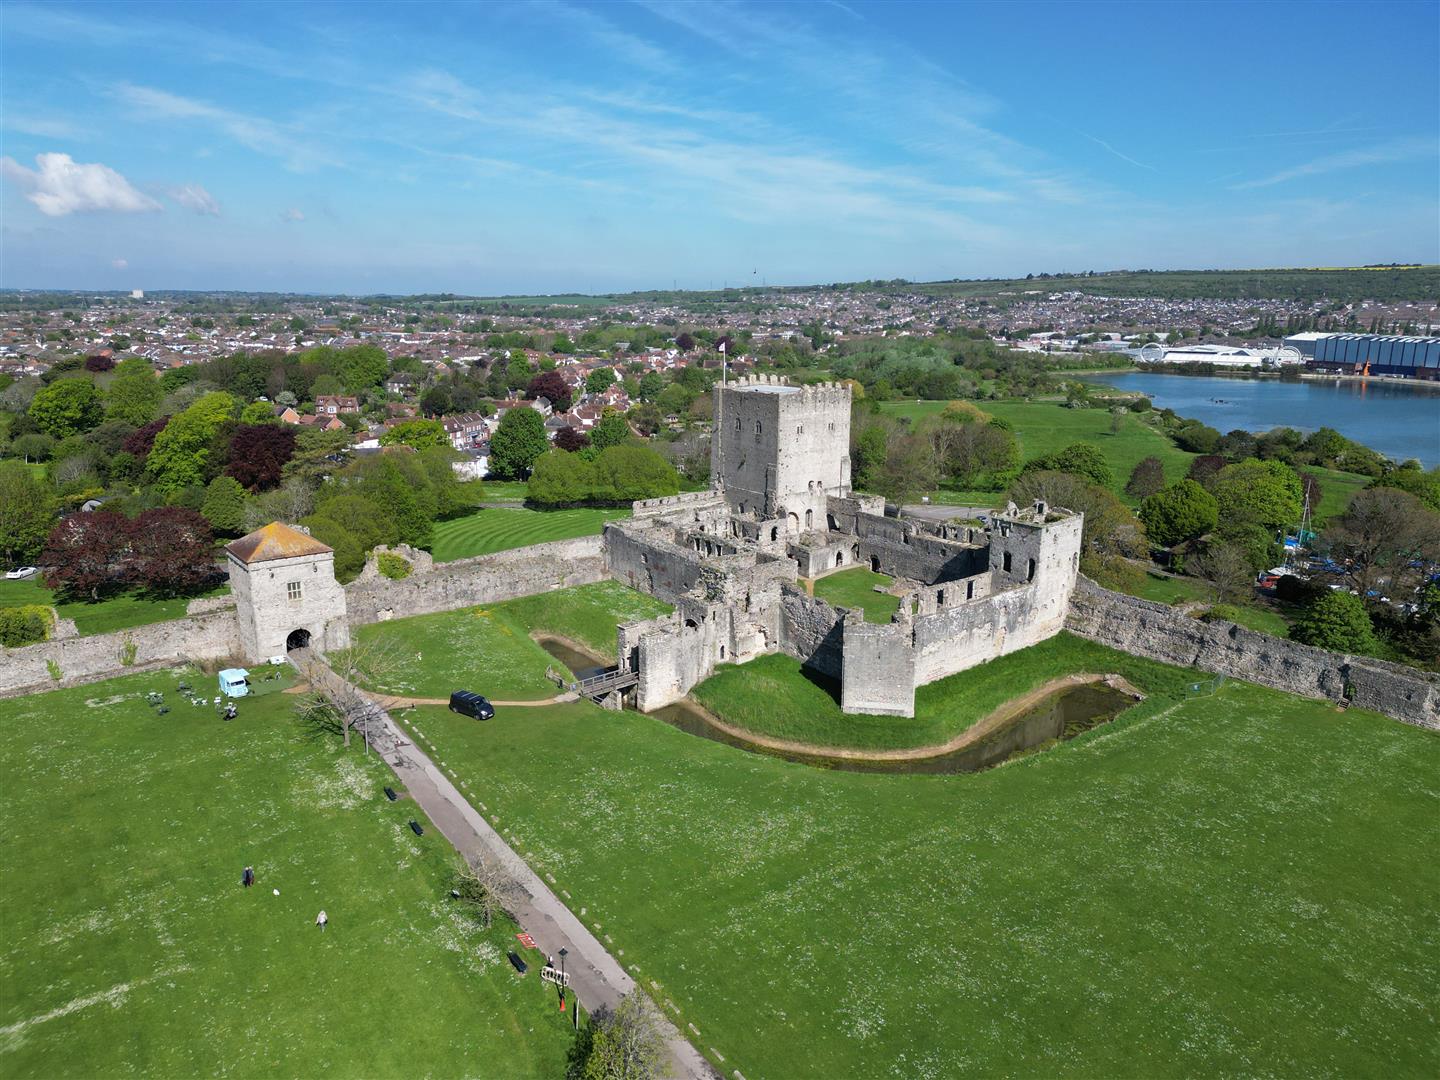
[0,668,575,1078]
[393,607,1439,1079]
[429,507,630,563]
[348,579,671,700]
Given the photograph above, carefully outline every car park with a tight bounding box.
[448,690,495,720]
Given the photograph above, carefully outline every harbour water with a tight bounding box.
[1080,372,1440,466]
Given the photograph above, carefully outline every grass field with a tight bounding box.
[0,579,230,637]
[430,507,629,563]
[476,480,529,501]
[400,650,1439,1080]
[0,669,575,1078]
[810,567,900,624]
[878,400,1197,504]
[349,580,670,699]
[693,634,1196,751]
[1125,572,1292,638]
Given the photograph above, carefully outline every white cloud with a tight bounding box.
[281,207,305,222]
[166,183,221,215]
[0,152,162,216]
[112,258,128,270]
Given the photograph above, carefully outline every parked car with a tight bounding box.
[448,690,495,720]
[5,566,38,580]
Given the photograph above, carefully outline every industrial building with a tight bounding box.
[1287,332,1440,380]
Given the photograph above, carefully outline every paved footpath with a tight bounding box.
[295,653,717,1080]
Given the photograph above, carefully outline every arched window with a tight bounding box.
[1002,551,1012,572]
[755,420,762,434]
[1027,558,1036,582]
[805,509,813,528]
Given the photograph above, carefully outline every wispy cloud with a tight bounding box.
[1,113,92,141]
[1,152,162,216]
[1077,131,1157,172]
[281,207,305,222]
[1230,137,1437,189]
[111,83,335,172]
[166,183,221,216]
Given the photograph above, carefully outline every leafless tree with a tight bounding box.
[580,992,667,1080]
[1191,541,1254,604]
[294,636,403,747]
[1322,488,1440,600]
[452,856,523,929]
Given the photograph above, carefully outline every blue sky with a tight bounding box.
[2,0,1437,294]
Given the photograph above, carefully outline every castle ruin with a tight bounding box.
[605,374,1084,717]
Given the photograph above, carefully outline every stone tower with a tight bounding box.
[710,375,852,529]
[226,522,350,661]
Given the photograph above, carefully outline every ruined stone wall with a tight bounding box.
[0,610,243,698]
[841,621,916,717]
[848,512,987,584]
[633,607,721,712]
[778,586,848,678]
[344,535,607,626]
[1066,578,1440,729]
[910,580,1072,686]
[605,523,707,604]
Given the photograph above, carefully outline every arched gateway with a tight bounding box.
[226,522,350,662]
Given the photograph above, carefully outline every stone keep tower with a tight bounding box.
[226,522,350,661]
[711,375,852,529]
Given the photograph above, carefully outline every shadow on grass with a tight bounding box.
[800,664,843,707]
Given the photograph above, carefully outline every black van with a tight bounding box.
[448,691,495,720]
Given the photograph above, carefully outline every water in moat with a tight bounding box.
[537,638,606,681]
[650,682,1136,775]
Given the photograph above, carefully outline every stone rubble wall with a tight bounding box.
[1066,577,1440,730]
[344,535,607,627]
[778,586,850,678]
[0,610,243,698]
[841,621,916,717]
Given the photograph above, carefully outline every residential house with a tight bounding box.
[315,394,360,416]
[440,411,488,451]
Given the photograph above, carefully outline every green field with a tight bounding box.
[349,580,670,699]
[879,400,1197,504]
[810,567,901,624]
[430,507,629,563]
[0,578,230,637]
[476,480,529,501]
[0,669,574,1078]
[399,645,1439,1079]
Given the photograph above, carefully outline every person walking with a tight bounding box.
[242,866,254,888]
[316,909,328,932]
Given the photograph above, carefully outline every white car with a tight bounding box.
[5,566,38,580]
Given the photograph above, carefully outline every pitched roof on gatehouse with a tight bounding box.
[226,522,333,565]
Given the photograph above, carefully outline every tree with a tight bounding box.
[28,377,104,438]
[338,344,389,394]
[1190,540,1256,604]
[1321,488,1440,601]
[105,368,163,426]
[146,391,237,491]
[675,332,695,351]
[1021,442,1113,489]
[1124,456,1166,500]
[578,992,667,1080]
[637,372,665,400]
[591,445,680,502]
[526,371,573,412]
[11,432,55,462]
[293,634,403,748]
[589,409,631,452]
[627,402,663,436]
[1139,480,1218,547]
[451,857,521,930]
[1186,454,1227,489]
[41,511,132,600]
[551,332,575,354]
[201,475,251,537]
[122,416,170,460]
[1211,459,1301,535]
[526,450,595,506]
[1371,467,1440,513]
[421,385,453,417]
[1291,590,1378,655]
[381,419,450,451]
[928,418,1018,490]
[554,425,590,452]
[852,425,889,490]
[239,400,276,425]
[129,507,217,597]
[488,406,549,480]
[299,514,366,581]
[871,431,939,507]
[225,423,297,491]
[585,367,615,394]
[84,353,115,372]
[0,461,58,564]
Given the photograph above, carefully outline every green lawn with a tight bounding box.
[1128,569,1214,606]
[349,580,670,699]
[430,507,630,563]
[694,633,1194,751]
[476,480,529,501]
[1122,573,1292,638]
[0,579,230,637]
[1305,465,1372,525]
[0,669,575,1078]
[878,399,1198,505]
[401,654,1439,1079]
[810,567,901,624]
